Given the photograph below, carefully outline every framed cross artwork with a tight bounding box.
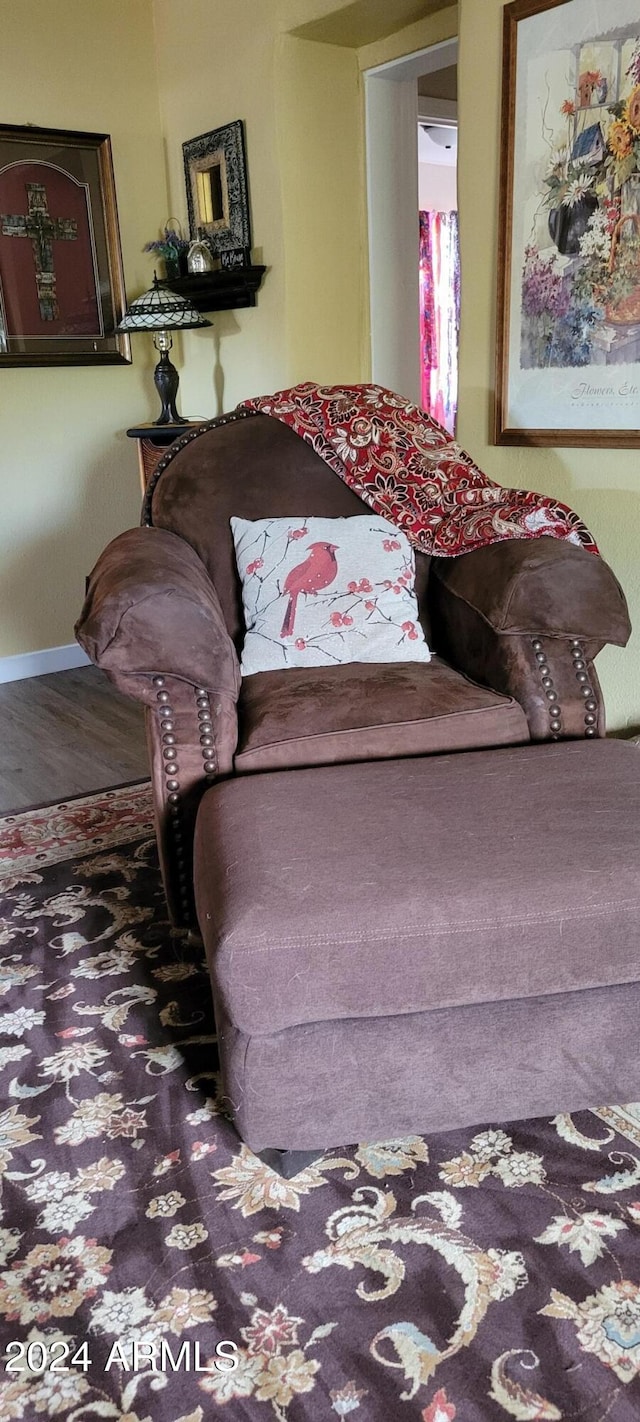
[0,124,130,366]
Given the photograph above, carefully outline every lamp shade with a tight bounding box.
[117,275,210,332]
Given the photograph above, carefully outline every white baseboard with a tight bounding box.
[0,643,91,685]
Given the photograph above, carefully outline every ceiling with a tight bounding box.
[290,0,453,48]
[418,63,457,100]
[418,123,457,166]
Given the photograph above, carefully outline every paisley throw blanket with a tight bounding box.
[241,382,598,558]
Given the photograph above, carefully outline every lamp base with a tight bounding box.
[153,349,188,425]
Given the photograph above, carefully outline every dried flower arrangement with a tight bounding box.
[143,222,190,278]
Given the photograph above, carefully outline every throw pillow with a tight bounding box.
[231,514,432,675]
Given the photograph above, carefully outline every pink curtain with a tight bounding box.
[419,210,460,435]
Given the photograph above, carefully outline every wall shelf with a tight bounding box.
[165,265,266,313]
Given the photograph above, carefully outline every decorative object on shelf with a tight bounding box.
[220,246,250,270]
[164,264,266,313]
[143,219,189,279]
[0,123,129,366]
[183,119,251,255]
[496,0,640,448]
[117,275,210,425]
[186,229,214,273]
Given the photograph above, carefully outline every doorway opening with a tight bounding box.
[418,64,459,432]
[364,37,458,418]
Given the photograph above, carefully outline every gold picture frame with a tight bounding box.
[0,123,130,366]
[496,0,640,447]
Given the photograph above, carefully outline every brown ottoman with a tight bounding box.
[194,740,640,1154]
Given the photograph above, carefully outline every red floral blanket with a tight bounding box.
[241,383,597,557]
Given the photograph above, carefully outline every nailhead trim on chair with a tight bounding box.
[141,407,259,527]
[194,687,218,780]
[570,639,598,737]
[531,638,563,739]
[153,675,191,924]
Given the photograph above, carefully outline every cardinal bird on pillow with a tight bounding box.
[280,541,339,638]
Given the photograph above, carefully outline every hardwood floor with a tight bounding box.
[0,666,148,813]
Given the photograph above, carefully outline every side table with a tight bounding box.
[126,422,206,493]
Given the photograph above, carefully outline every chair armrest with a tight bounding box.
[430,535,630,645]
[77,527,242,929]
[75,526,241,703]
[429,537,631,741]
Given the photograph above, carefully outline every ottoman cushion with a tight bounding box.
[195,741,640,1036]
[194,740,640,1150]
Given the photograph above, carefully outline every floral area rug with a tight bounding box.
[1,787,640,1422]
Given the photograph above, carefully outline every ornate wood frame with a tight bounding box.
[0,124,130,367]
[182,120,251,256]
[495,0,640,447]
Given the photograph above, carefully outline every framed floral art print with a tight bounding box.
[495,0,640,446]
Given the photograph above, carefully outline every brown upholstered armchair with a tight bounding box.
[76,409,631,926]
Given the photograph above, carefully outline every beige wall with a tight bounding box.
[358,5,457,71]
[457,0,639,732]
[152,0,288,417]
[0,0,367,662]
[152,2,364,406]
[0,0,167,660]
[276,34,365,385]
[282,0,448,47]
[419,161,457,211]
[3,0,637,733]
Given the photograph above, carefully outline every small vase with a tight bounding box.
[163,251,181,281]
[187,233,214,274]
